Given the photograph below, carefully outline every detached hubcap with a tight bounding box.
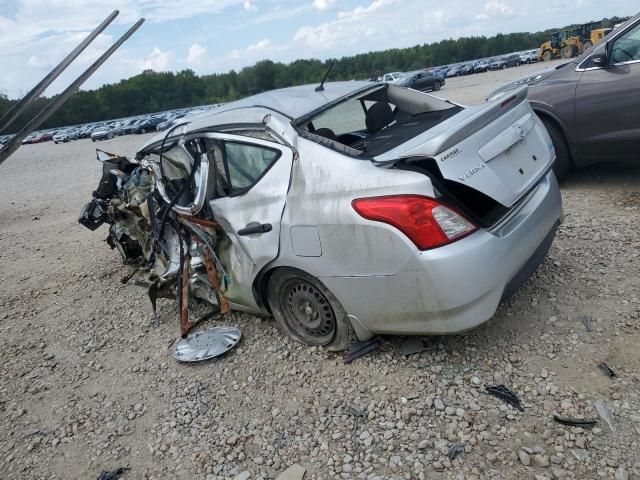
[281,279,336,346]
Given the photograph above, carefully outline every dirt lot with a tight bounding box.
[1,61,639,480]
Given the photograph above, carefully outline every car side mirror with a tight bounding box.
[591,43,608,66]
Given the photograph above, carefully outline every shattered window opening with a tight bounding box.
[300,84,461,157]
[311,100,369,136]
[222,142,280,196]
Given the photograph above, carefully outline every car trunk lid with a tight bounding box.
[373,86,555,208]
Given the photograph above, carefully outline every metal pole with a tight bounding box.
[0,18,145,166]
[0,10,120,133]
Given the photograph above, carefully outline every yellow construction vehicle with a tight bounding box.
[538,21,612,61]
[538,31,565,61]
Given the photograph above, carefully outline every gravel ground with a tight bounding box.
[1,62,639,480]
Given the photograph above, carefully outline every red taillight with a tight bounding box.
[352,195,477,250]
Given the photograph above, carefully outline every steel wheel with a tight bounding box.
[280,278,335,345]
[268,268,353,351]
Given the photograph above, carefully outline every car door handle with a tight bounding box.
[237,222,272,236]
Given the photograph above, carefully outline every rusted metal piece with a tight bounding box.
[180,251,195,337]
[178,214,220,230]
[203,248,231,315]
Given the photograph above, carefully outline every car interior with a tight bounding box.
[298,84,462,158]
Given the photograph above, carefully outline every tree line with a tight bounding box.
[0,16,626,133]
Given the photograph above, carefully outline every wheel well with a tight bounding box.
[255,266,279,314]
[533,110,574,165]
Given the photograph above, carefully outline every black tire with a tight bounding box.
[501,64,507,70]
[540,117,571,181]
[432,81,441,91]
[542,50,552,62]
[140,128,147,134]
[561,45,577,59]
[267,268,352,352]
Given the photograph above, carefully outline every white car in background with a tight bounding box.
[381,72,405,83]
[53,130,69,144]
[519,50,540,64]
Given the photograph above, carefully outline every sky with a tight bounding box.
[0,0,637,99]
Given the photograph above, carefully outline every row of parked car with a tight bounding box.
[445,50,539,77]
[375,49,539,92]
[0,105,218,147]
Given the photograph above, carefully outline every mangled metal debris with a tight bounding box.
[80,148,239,355]
[174,326,241,362]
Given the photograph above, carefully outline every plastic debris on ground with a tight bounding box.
[400,336,435,356]
[595,399,616,432]
[448,443,465,461]
[97,467,130,480]
[485,384,524,411]
[344,337,381,364]
[553,414,597,428]
[174,326,241,362]
[597,361,616,378]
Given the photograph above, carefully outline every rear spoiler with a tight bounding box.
[0,11,144,167]
[373,85,529,165]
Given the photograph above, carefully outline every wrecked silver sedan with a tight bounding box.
[80,81,563,351]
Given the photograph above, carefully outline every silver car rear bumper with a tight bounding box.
[321,171,563,338]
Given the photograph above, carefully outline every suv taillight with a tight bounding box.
[352,195,477,250]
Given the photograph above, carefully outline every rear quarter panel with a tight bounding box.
[273,137,435,277]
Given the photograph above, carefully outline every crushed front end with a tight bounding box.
[79,148,230,337]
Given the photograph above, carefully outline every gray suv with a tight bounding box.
[489,13,640,179]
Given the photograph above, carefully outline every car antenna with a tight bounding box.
[315,61,335,92]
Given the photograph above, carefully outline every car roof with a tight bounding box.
[139,81,379,154]
[194,80,375,123]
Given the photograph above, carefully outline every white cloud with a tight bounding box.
[229,38,272,60]
[243,0,257,11]
[476,0,515,21]
[137,47,173,71]
[294,0,435,51]
[187,43,207,65]
[313,0,337,11]
[140,0,245,22]
[230,4,313,30]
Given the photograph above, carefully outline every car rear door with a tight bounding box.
[574,19,640,159]
[195,132,294,308]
